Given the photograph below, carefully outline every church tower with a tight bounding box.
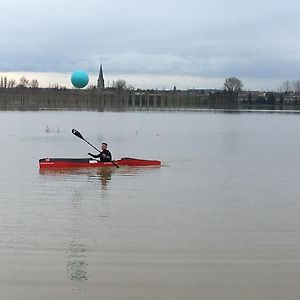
[97,64,104,89]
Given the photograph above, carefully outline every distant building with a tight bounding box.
[97,64,104,89]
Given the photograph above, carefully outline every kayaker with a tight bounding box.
[88,142,112,162]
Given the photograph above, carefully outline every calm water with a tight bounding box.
[0,110,300,300]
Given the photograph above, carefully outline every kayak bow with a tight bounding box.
[39,157,161,169]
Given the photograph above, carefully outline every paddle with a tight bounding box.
[71,129,119,168]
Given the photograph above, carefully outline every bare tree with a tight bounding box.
[292,80,300,94]
[112,79,127,90]
[18,76,29,87]
[127,84,135,90]
[30,79,39,88]
[4,77,7,88]
[282,80,291,92]
[223,77,243,92]
[223,77,243,108]
[8,79,16,88]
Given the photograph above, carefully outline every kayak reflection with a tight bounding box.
[39,167,114,189]
[39,166,160,189]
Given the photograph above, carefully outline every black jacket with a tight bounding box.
[88,150,112,162]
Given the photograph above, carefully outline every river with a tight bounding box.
[0,110,299,300]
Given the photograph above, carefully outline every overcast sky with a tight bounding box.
[1,0,300,90]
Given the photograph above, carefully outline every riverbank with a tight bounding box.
[0,87,209,111]
[1,87,300,111]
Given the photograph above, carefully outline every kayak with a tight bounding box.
[39,157,161,169]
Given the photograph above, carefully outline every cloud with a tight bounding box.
[1,0,300,89]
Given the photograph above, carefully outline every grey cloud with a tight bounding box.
[1,0,300,89]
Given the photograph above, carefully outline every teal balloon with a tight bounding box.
[71,70,89,88]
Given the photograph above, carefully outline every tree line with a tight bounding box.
[279,80,300,93]
[0,76,39,88]
[1,74,299,95]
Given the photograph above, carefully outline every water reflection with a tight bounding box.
[39,166,160,188]
[39,167,115,189]
[39,165,160,285]
[87,168,113,189]
[66,189,88,283]
[66,240,88,282]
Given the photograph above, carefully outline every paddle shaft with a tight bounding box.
[72,129,119,168]
[84,138,101,153]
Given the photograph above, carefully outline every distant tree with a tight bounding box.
[0,76,3,88]
[30,79,39,88]
[49,83,59,89]
[266,92,275,105]
[18,76,29,87]
[112,79,127,90]
[277,86,284,93]
[8,79,16,88]
[282,80,291,92]
[292,80,300,94]
[223,77,243,92]
[127,84,135,90]
[223,77,243,108]
[4,76,7,88]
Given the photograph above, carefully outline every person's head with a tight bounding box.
[101,142,108,150]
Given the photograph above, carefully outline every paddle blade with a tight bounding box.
[72,129,84,140]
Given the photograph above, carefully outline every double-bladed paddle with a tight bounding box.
[72,129,119,168]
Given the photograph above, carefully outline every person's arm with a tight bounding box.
[88,152,100,158]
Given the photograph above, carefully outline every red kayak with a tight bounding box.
[39,157,161,169]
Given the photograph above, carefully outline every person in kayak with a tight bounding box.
[88,142,112,162]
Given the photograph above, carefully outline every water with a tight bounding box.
[0,110,300,300]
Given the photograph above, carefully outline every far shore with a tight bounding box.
[1,87,300,111]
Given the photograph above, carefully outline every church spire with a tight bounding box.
[97,64,104,89]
